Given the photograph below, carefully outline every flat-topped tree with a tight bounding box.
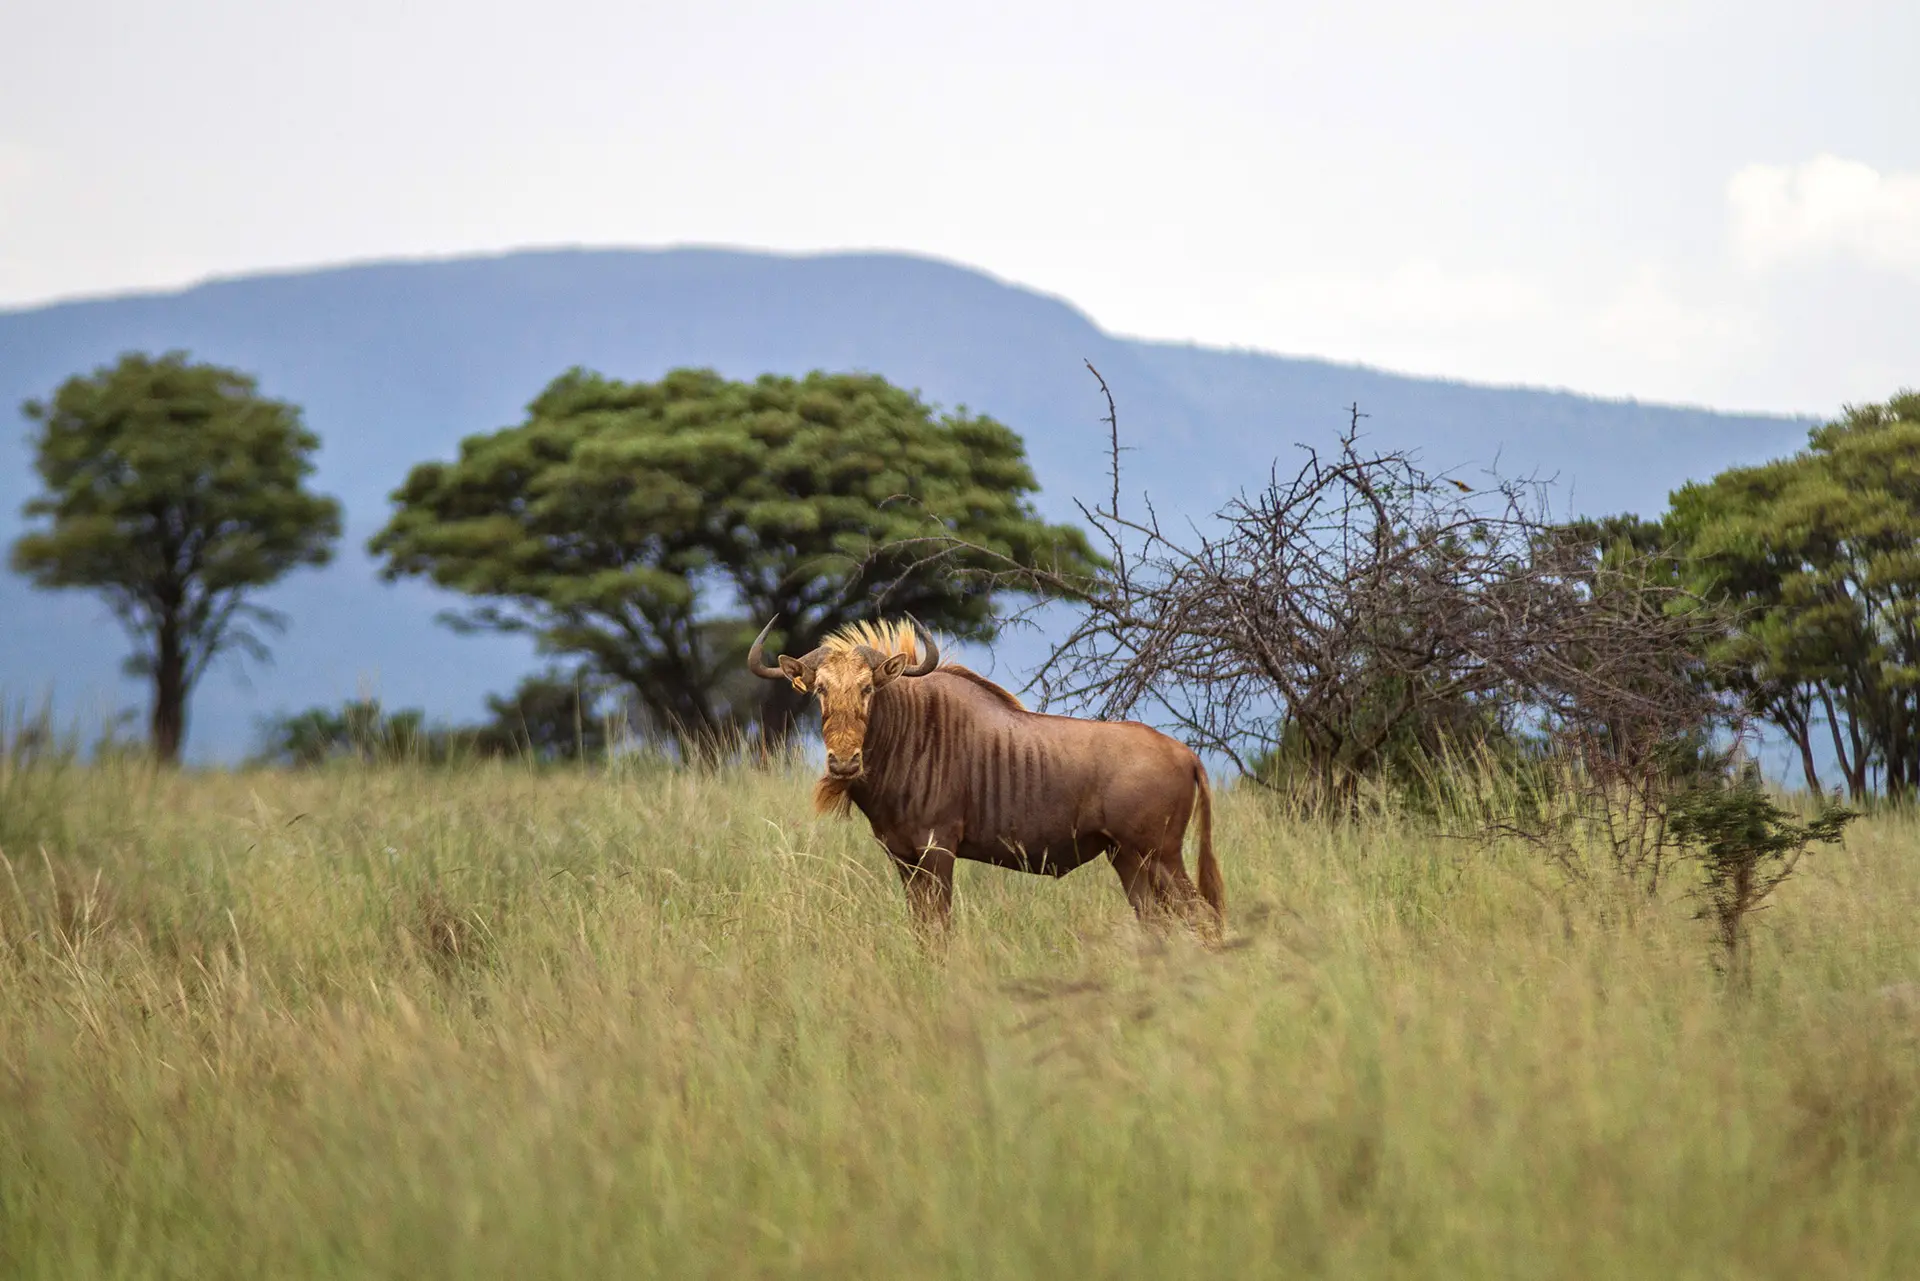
[370,367,1096,747]
[10,352,342,763]
[1662,390,1920,801]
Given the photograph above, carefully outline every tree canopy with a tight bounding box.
[1664,390,1920,800]
[369,367,1097,742]
[10,352,341,762]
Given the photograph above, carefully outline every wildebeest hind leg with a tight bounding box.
[1110,845,1199,923]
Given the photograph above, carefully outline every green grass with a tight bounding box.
[1,753,1917,1278]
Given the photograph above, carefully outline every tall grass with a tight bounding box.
[1,754,1916,1278]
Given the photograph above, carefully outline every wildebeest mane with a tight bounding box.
[820,619,1024,711]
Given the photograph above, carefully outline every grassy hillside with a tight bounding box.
[2,754,1916,1277]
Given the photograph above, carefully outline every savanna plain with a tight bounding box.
[2,748,1917,1279]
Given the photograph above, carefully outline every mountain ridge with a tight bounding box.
[4,245,1807,417]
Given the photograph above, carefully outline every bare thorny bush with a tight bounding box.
[892,365,1722,808]
[880,365,1848,968]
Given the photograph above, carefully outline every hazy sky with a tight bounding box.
[2,0,1914,413]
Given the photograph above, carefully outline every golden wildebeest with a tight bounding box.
[748,615,1224,932]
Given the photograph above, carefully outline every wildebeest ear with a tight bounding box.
[778,655,811,690]
[871,651,911,687]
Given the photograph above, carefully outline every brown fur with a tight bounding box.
[785,618,1224,933]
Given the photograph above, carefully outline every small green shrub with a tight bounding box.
[1669,763,1856,979]
[252,698,481,768]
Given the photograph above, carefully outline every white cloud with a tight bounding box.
[1728,155,1920,277]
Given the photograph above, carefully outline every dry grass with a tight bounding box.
[1,752,1917,1278]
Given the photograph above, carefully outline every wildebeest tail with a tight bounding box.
[1194,764,1225,920]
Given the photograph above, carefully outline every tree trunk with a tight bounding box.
[754,681,813,756]
[1818,686,1868,801]
[1783,710,1823,796]
[658,688,724,757]
[151,617,188,764]
[625,669,729,760]
[1794,732,1824,797]
[1892,693,1919,803]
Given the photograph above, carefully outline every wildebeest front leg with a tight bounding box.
[887,834,957,934]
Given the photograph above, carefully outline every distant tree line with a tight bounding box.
[9,349,1916,812]
[10,353,1091,763]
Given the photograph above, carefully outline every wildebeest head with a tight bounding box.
[747,615,939,781]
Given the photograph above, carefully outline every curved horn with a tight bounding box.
[746,616,786,680]
[902,614,939,677]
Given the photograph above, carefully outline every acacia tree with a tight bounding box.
[10,352,341,762]
[1666,391,1920,800]
[370,367,1096,745]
